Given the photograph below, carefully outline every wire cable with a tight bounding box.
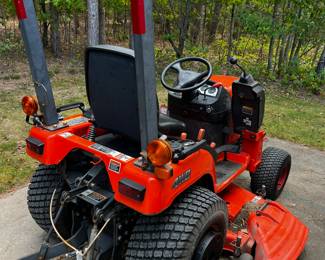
[49,189,112,258]
[49,189,80,253]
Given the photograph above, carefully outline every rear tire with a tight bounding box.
[250,147,291,200]
[27,165,65,231]
[125,186,228,260]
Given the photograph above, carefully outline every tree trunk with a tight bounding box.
[277,34,286,76]
[40,0,48,47]
[312,45,321,66]
[177,0,191,58]
[74,13,80,38]
[227,4,236,61]
[49,2,61,57]
[267,0,280,71]
[87,0,99,46]
[273,37,281,72]
[199,4,205,45]
[289,8,301,65]
[99,0,106,44]
[293,39,303,61]
[208,0,222,44]
[316,45,325,75]
[289,34,298,64]
[283,34,292,67]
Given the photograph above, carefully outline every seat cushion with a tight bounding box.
[158,113,186,136]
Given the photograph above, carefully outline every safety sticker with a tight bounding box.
[251,196,262,203]
[90,143,121,157]
[66,117,88,126]
[59,132,73,138]
[108,160,121,174]
[116,153,133,162]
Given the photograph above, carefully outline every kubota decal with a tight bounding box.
[173,169,191,189]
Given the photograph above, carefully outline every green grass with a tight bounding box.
[0,61,87,193]
[264,89,325,150]
[0,60,324,194]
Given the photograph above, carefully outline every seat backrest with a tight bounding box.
[85,45,140,143]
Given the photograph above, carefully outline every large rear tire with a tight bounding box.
[27,165,65,231]
[250,147,291,200]
[125,186,228,260]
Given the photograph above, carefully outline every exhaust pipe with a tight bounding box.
[13,0,59,126]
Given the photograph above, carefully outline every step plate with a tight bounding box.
[216,161,242,184]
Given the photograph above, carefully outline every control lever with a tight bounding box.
[229,57,247,78]
[229,57,256,84]
[197,129,206,141]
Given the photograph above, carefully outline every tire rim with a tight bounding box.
[193,230,224,260]
[277,165,290,192]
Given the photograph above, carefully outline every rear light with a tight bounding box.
[119,178,146,201]
[26,137,44,155]
[21,96,38,116]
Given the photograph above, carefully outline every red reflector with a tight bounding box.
[26,137,44,155]
[13,0,27,20]
[119,178,145,201]
[130,0,146,35]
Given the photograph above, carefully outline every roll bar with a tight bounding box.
[13,0,158,149]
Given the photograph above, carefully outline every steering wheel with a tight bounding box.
[161,57,212,93]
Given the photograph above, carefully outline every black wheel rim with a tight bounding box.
[193,230,224,260]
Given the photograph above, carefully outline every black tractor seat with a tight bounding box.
[159,113,186,136]
[85,44,186,154]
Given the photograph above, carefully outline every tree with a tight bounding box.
[40,0,49,47]
[154,0,192,58]
[227,4,236,61]
[98,0,106,44]
[316,45,325,75]
[87,0,99,46]
[267,0,280,71]
[207,0,223,44]
[49,1,61,57]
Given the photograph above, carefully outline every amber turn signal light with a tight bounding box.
[146,139,173,167]
[22,96,38,116]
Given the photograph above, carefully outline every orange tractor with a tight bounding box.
[15,0,308,259]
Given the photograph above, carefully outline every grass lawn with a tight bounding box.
[0,59,324,193]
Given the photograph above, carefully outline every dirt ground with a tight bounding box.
[0,138,324,259]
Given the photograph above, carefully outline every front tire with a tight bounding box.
[251,147,291,200]
[125,186,228,260]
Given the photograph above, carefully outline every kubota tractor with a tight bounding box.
[14,0,308,259]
